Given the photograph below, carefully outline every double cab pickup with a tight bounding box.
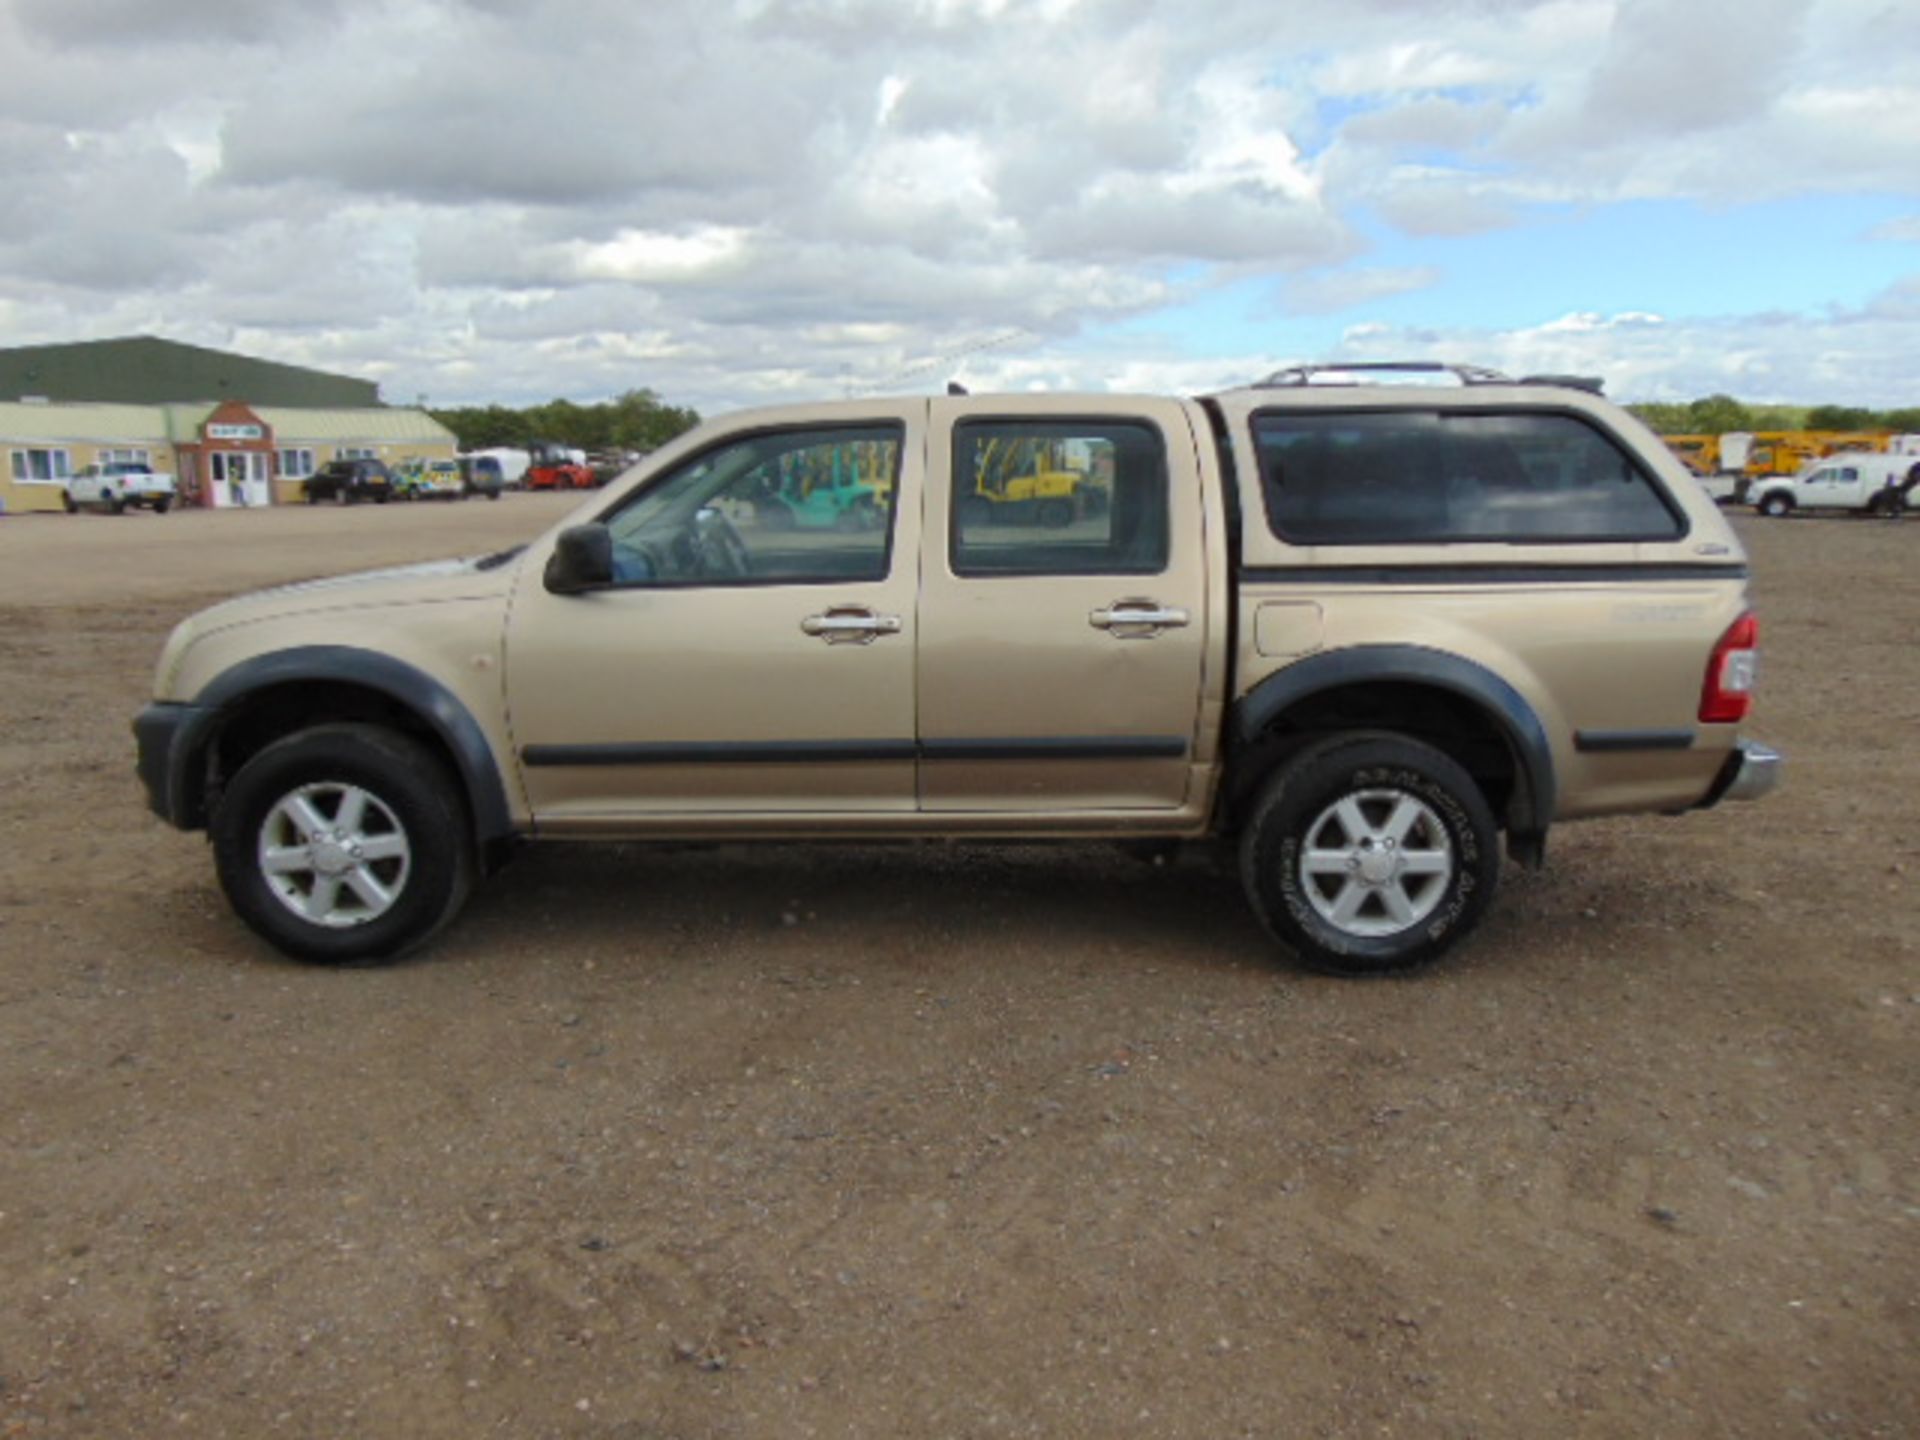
[135,364,1779,973]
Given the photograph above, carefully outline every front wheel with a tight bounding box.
[211,724,473,964]
[1239,733,1498,975]
[1758,493,1792,518]
[62,491,77,514]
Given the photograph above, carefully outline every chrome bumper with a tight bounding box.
[1700,739,1783,808]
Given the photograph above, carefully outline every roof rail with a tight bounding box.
[1256,361,1511,388]
[1254,362,1606,395]
[1514,372,1606,394]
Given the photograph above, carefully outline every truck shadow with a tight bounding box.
[456,839,1270,977]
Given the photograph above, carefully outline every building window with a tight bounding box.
[278,448,316,478]
[337,447,377,460]
[98,447,151,467]
[9,448,71,483]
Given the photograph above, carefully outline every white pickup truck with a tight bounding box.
[1750,454,1918,518]
[66,461,178,514]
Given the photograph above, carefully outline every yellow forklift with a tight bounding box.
[961,435,1108,528]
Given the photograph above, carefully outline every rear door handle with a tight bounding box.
[801,605,902,644]
[1090,599,1190,636]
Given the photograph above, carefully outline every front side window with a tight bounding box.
[951,419,1169,576]
[603,424,901,587]
[1254,410,1684,544]
[9,448,71,483]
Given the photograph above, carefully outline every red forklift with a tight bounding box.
[525,440,595,490]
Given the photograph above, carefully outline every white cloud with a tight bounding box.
[1283,266,1443,314]
[570,228,755,284]
[1323,294,1920,406]
[0,0,1914,412]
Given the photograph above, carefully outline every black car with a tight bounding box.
[303,458,393,504]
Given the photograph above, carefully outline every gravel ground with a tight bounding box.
[0,495,1913,1438]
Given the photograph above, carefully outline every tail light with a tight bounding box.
[1700,611,1759,724]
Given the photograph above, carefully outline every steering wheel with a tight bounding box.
[692,507,752,578]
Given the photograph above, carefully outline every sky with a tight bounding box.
[2,0,1917,415]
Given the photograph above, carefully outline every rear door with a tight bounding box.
[916,397,1211,814]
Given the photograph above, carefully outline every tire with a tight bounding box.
[152,497,171,515]
[307,488,323,505]
[1238,733,1498,976]
[1038,498,1074,528]
[1758,493,1792,518]
[108,494,126,515]
[62,491,77,514]
[211,724,474,965]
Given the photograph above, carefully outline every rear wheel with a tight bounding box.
[211,724,473,965]
[153,496,172,515]
[62,491,77,514]
[1239,733,1498,975]
[1038,498,1074,528]
[1758,493,1792,518]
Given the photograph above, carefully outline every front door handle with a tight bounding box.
[1090,599,1190,637]
[801,605,902,644]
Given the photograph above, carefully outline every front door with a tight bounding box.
[1804,463,1863,508]
[504,404,925,828]
[915,397,1211,813]
[210,451,271,507]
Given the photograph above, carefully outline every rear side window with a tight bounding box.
[1254,411,1684,544]
[951,419,1170,576]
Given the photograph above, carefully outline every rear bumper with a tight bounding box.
[1697,739,1783,808]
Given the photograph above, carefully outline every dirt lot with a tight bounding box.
[0,496,1913,1438]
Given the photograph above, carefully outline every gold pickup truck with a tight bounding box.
[135,364,1779,974]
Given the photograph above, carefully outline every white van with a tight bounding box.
[1751,453,1919,518]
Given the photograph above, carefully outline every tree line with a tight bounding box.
[429,386,1920,451]
[429,388,701,454]
[1627,395,1920,435]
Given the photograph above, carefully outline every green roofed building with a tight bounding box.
[0,337,456,514]
[0,335,382,408]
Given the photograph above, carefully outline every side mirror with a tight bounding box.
[544,523,614,594]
